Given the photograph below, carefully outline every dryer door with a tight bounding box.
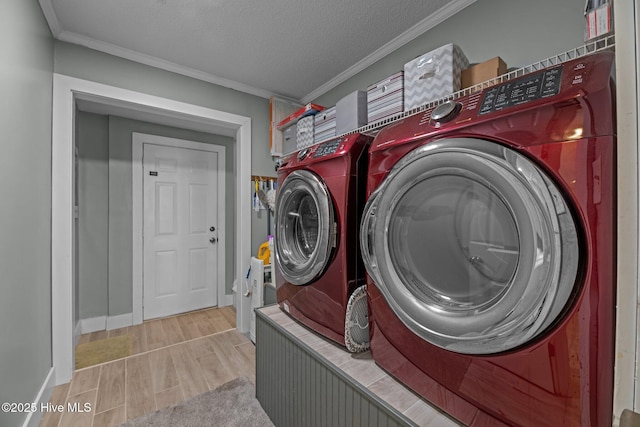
[275,170,335,285]
[361,138,580,354]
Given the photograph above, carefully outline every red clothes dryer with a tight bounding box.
[361,51,615,426]
[275,133,372,351]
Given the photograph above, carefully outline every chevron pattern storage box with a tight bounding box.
[314,106,336,144]
[367,71,404,123]
[296,116,315,149]
[403,44,468,110]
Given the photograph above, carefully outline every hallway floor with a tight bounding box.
[39,306,254,427]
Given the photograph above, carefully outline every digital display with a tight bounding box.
[479,66,563,115]
[314,139,341,158]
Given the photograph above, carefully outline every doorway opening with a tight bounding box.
[52,74,252,384]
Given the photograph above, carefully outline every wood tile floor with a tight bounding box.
[39,306,255,427]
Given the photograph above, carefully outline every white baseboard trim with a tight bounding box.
[79,316,107,334]
[73,320,82,347]
[106,313,133,330]
[22,367,55,427]
[220,294,235,308]
[80,313,134,334]
[80,303,236,335]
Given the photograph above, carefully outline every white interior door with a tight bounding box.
[143,143,219,319]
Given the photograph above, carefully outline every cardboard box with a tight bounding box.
[367,71,404,123]
[461,56,507,89]
[336,91,368,135]
[404,44,468,110]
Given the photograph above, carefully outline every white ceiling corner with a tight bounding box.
[38,0,62,37]
[40,0,475,102]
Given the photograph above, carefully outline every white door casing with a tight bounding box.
[613,0,640,422]
[52,74,252,385]
[141,139,223,319]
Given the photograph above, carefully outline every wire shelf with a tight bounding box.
[327,34,616,141]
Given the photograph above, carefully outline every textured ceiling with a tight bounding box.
[40,0,473,101]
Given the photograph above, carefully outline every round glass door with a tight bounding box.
[389,174,519,311]
[275,170,335,285]
[361,138,579,354]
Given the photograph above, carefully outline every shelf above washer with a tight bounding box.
[316,34,617,144]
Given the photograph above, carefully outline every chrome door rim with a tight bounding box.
[275,170,335,285]
[361,138,579,354]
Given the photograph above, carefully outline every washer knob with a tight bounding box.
[297,148,310,161]
[431,101,462,124]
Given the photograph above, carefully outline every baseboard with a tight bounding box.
[80,304,233,335]
[80,313,134,334]
[221,293,235,308]
[79,316,107,334]
[106,313,133,330]
[73,320,82,347]
[22,367,55,427]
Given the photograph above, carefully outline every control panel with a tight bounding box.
[313,139,341,158]
[479,66,563,115]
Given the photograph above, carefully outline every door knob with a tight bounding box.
[209,237,217,244]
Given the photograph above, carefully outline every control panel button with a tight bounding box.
[431,101,462,123]
[297,148,310,161]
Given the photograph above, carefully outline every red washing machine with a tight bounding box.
[275,133,372,351]
[361,51,615,426]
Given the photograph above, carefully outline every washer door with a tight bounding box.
[361,138,580,354]
[276,170,335,285]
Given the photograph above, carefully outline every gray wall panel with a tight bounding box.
[256,310,415,427]
[77,111,110,318]
[0,2,53,426]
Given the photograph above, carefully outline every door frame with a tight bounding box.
[132,133,229,323]
[614,1,640,422]
[52,74,252,385]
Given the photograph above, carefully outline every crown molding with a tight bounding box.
[56,31,277,100]
[40,0,275,99]
[39,0,275,100]
[39,0,475,103]
[300,0,476,104]
[38,0,62,37]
